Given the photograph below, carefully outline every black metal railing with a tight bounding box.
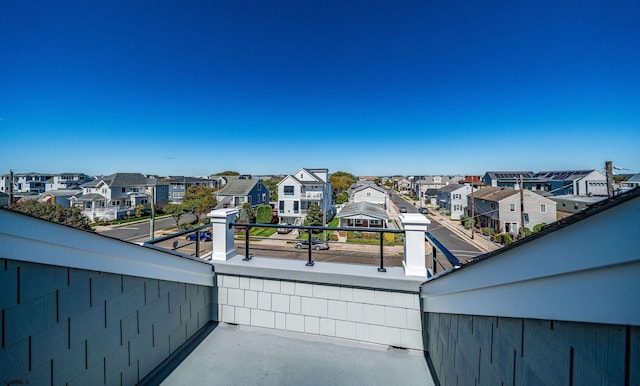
[425,231,462,274]
[145,224,213,258]
[231,222,404,272]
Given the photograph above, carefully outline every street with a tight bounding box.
[388,190,484,260]
[96,213,198,243]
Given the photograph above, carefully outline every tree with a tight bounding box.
[164,203,186,228]
[262,176,284,201]
[336,192,349,204]
[10,200,92,231]
[214,171,240,176]
[304,203,323,228]
[182,185,217,221]
[255,204,273,224]
[373,177,382,186]
[238,203,256,223]
[329,171,357,200]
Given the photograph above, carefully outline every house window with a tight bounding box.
[284,186,294,195]
[367,192,371,197]
[294,201,299,213]
[248,196,252,204]
[258,184,262,191]
[540,204,546,213]
[509,203,515,212]
[279,201,284,213]
[122,187,126,193]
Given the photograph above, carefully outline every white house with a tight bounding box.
[277,168,332,226]
[436,184,477,220]
[350,183,388,209]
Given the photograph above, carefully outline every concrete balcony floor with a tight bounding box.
[155,323,435,386]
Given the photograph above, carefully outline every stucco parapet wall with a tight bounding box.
[212,255,424,293]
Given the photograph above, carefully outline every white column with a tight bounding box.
[400,213,430,277]
[208,208,239,261]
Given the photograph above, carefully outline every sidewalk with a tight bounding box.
[425,208,500,253]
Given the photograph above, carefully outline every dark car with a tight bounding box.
[186,231,212,242]
[399,206,408,213]
[418,207,429,214]
[294,239,330,250]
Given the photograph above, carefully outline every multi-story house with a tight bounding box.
[215,176,269,209]
[277,168,332,226]
[482,171,535,188]
[349,182,388,209]
[70,173,168,221]
[45,173,92,191]
[469,187,557,235]
[164,176,218,203]
[436,184,477,220]
[0,172,53,195]
[414,175,464,206]
[525,170,608,196]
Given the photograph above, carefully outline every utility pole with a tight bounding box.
[605,161,615,198]
[8,169,14,207]
[519,174,525,240]
[470,184,474,239]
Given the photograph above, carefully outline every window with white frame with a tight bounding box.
[284,186,294,195]
[509,203,515,212]
[540,204,546,213]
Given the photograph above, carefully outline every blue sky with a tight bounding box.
[1,0,638,177]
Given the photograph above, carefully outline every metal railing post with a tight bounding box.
[306,228,314,266]
[378,232,386,272]
[243,225,252,261]
[195,233,200,257]
[432,245,437,274]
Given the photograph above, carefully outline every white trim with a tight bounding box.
[0,210,214,287]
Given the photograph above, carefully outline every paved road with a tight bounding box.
[389,191,483,260]
[97,214,197,242]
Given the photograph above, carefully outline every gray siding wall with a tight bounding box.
[0,258,212,386]
[216,274,423,350]
[424,312,639,386]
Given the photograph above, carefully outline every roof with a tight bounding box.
[105,173,149,187]
[626,173,640,183]
[73,193,106,201]
[425,186,640,283]
[351,184,386,195]
[472,187,519,202]
[531,170,602,181]
[484,171,534,180]
[40,189,82,197]
[336,201,389,220]
[438,184,465,193]
[548,194,607,204]
[217,178,261,196]
[458,176,482,184]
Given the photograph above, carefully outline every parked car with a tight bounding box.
[399,206,408,213]
[418,207,429,214]
[186,231,212,242]
[294,239,330,250]
[277,224,293,234]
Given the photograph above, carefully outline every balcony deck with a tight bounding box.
[152,322,435,386]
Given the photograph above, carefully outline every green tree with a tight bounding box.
[11,200,92,231]
[329,171,357,200]
[255,204,273,224]
[182,185,217,221]
[304,203,323,228]
[214,171,240,176]
[336,192,349,204]
[533,223,546,233]
[262,176,284,201]
[238,203,256,223]
[164,203,186,227]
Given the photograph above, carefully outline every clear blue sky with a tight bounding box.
[1,0,638,177]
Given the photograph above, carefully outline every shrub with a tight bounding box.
[503,233,513,246]
[353,231,363,239]
[493,234,503,243]
[444,210,451,216]
[533,223,546,233]
[328,232,339,241]
[481,227,495,236]
[461,216,473,229]
[384,233,395,243]
[518,227,532,238]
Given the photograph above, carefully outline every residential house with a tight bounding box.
[457,175,483,186]
[24,189,83,207]
[436,184,477,220]
[525,169,607,196]
[215,176,269,209]
[277,168,332,226]
[349,182,388,209]
[469,187,557,235]
[549,194,607,220]
[0,172,53,194]
[335,201,389,228]
[413,175,463,205]
[70,173,167,221]
[482,171,535,188]
[0,191,8,207]
[164,176,217,203]
[45,173,92,191]
[617,173,640,193]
